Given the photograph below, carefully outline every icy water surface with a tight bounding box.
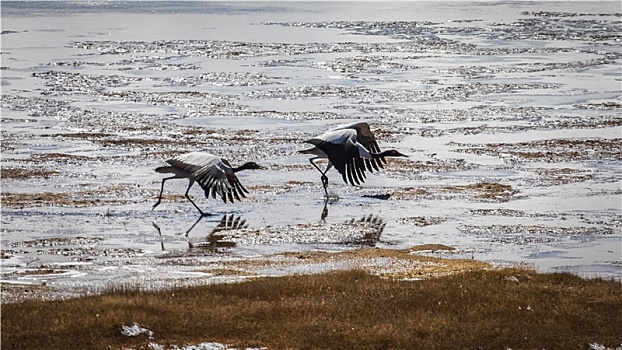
[1,1,621,301]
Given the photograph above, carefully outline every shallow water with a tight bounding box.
[1,1,621,300]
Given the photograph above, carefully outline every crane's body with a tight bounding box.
[300,121,407,196]
[152,152,262,216]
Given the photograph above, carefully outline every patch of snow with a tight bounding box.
[589,343,622,350]
[121,323,154,338]
[147,342,266,350]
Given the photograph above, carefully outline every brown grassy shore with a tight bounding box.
[2,268,621,350]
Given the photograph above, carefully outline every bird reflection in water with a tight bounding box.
[344,214,386,246]
[319,196,341,222]
[152,214,248,253]
[319,200,385,245]
[320,199,330,222]
[188,214,248,251]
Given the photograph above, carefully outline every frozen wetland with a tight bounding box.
[1,1,621,302]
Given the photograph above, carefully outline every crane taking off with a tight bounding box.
[299,121,407,196]
[152,152,263,216]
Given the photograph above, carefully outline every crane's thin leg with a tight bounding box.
[309,157,331,197]
[320,163,333,197]
[153,176,176,210]
[183,180,210,217]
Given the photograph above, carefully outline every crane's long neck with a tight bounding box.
[371,150,400,158]
[357,143,405,160]
[233,162,254,173]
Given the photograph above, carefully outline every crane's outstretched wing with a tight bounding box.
[167,152,245,203]
[332,121,385,172]
[167,152,212,175]
[308,130,367,186]
[220,158,249,202]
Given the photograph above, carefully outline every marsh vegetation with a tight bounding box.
[2,268,621,350]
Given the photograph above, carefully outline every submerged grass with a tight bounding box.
[2,268,621,350]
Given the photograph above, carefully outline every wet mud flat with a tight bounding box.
[1,2,621,302]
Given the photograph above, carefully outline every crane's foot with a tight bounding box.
[321,175,330,197]
[321,175,328,188]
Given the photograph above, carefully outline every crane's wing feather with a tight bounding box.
[332,121,385,171]
[193,161,231,203]
[308,138,366,186]
[168,152,248,203]
[167,152,218,175]
[221,158,248,202]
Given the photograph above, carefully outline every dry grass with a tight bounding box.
[185,245,486,282]
[390,187,429,199]
[1,167,59,180]
[455,138,622,162]
[2,268,620,350]
[389,182,517,202]
[443,182,518,200]
[0,191,132,208]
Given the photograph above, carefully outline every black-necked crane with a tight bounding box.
[152,152,263,216]
[299,121,407,196]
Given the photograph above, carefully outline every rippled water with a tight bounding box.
[1,1,621,300]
